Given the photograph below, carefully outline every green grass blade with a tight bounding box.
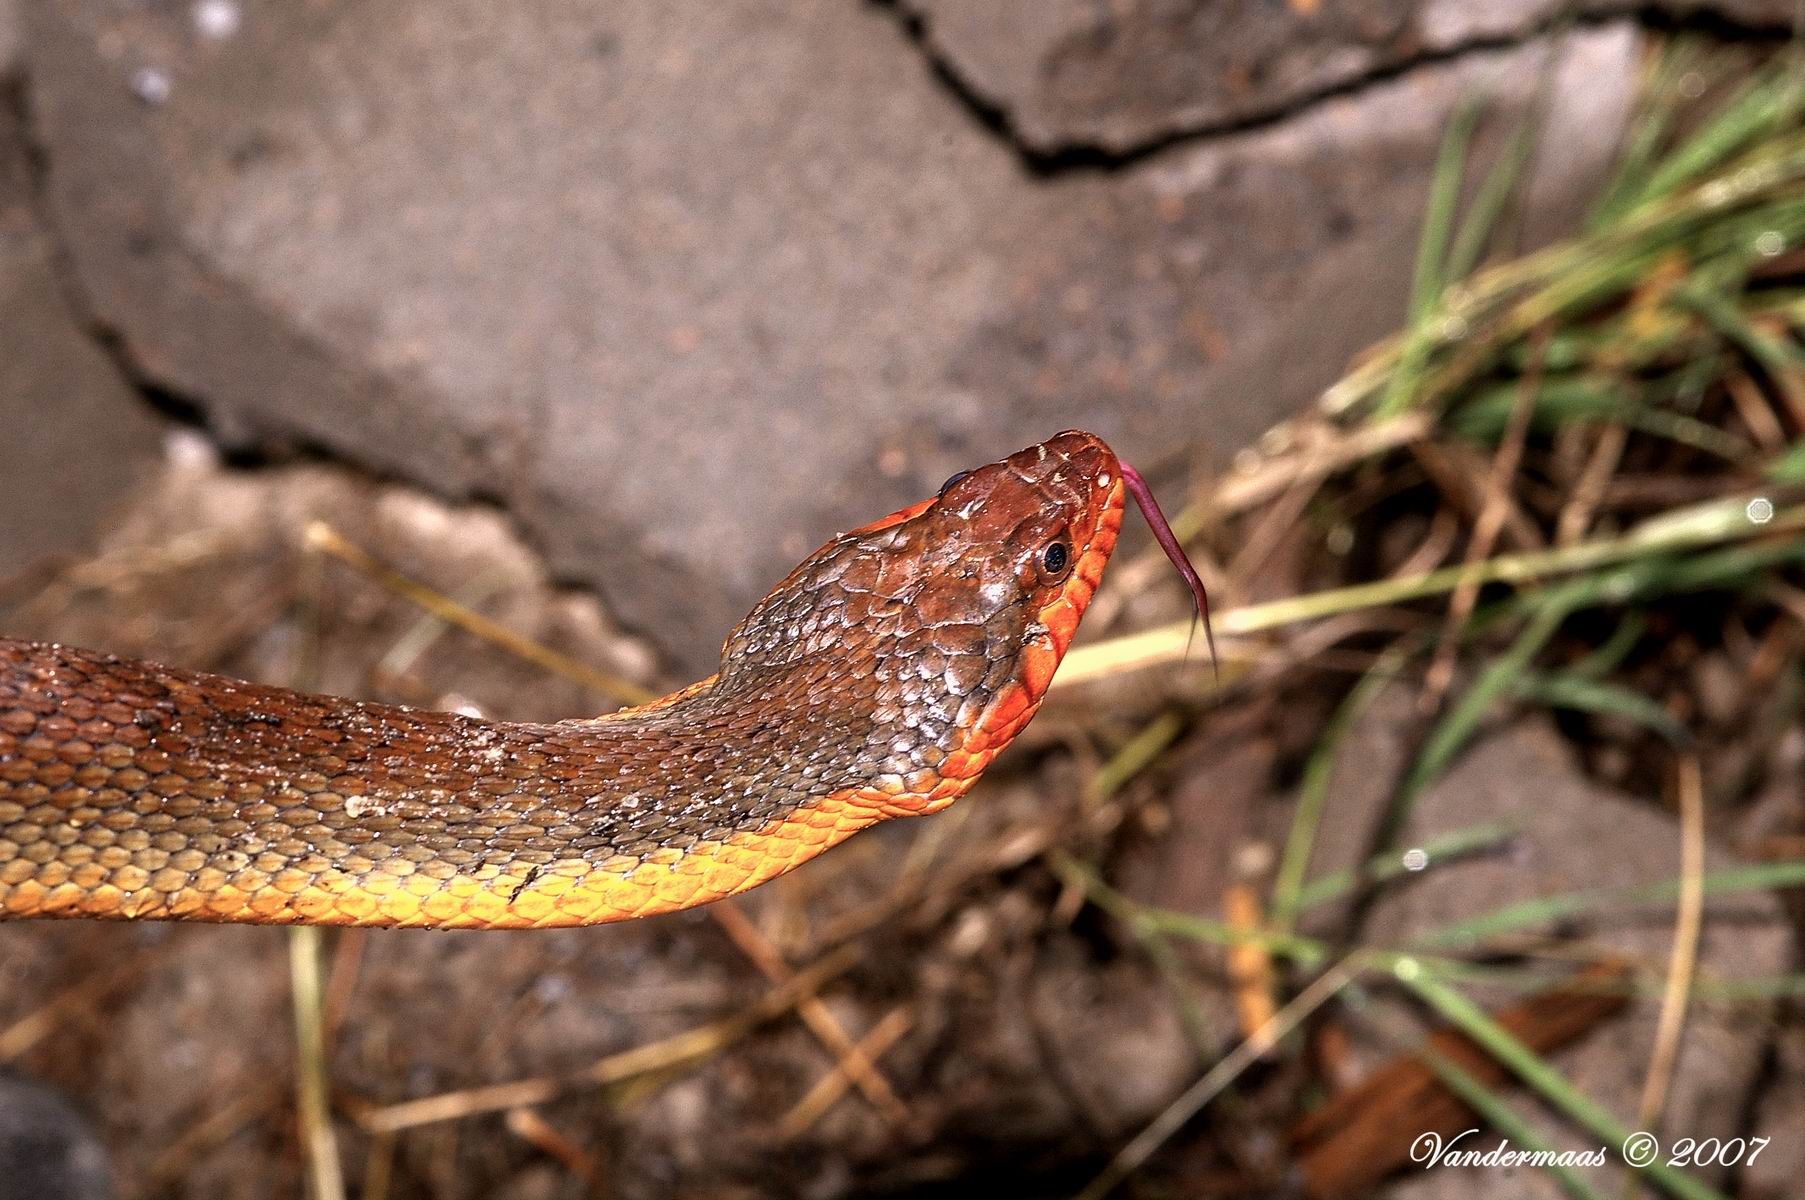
[1395,966,1731,1200]
[1770,439,1805,483]
[1379,97,1484,417]
[1052,850,1333,967]
[1452,375,1755,461]
[1293,821,1521,914]
[1394,594,1576,821]
[1617,65,1801,214]
[1566,613,1648,680]
[1412,97,1486,322]
[1447,116,1539,283]
[1415,1040,1612,1200]
[1675,282,1805,417]
[1271,652,1407,932]
[1058,500,1805,685]
[1418,860,1805,949]
[1514,672,1691,745]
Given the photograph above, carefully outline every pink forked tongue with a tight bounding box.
[1119,462,1220,680]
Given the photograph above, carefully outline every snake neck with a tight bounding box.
[0,634,1031,927]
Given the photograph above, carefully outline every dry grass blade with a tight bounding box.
[504,1108,600,1185]
[290,925,347,1200]
[1556,423,1629,546]
[1095,413,1432,617]
[1075,959,1361,1200]
[710,903,912,1129]
[1633,756,1707,1135]
[0,951,154,1062]
[1055,497,1805,685]
[304,521,656,706]
[1422,328,1547,705]
[357,945,857,1133]
[149,1080,288,1184]
[777,1006,916,1139]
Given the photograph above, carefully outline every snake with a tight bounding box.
[0,431,1210,929]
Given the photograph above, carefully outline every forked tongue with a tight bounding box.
[1119,463,1219,681]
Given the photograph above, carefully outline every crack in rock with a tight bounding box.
[881,0,1800,167]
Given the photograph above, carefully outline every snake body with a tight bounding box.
[0,432,1158,929]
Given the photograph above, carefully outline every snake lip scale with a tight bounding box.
[0,430,1211,929]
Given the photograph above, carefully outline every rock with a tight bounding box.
[19,3,1638,671]
[0,98,166,582]
[898,0,1796,154]
[1301,705,1791,1199]
[3,442,659,717]
[1744,1025,1805,1200]
[0,1075,112,1200]
[1025,944,1200,1137]
[0,0,18,78]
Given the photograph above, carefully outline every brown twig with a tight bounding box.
[1408,440,1544,551]
[321,928,367,1046]
[1224,469,1325,592]
[1223,883,1278,1050]
[1392,508,1462,579]
[359,1132,397,1200]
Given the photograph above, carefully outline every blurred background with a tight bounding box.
[1,2,1803,1198]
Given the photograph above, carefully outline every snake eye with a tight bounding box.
[939,470,970,497]
[1039,539,1072,582]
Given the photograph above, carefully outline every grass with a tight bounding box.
[1060,39,1805,1200]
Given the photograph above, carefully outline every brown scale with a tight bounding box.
[0,431,1141,927]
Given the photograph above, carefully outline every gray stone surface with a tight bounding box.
[0,0,17,78]
[1746,1025,1805,1200]
[19,2,1639,671]
[0,1075,112,1200]
[900,0,1798,154]
[1301,704,1789,1199]
[0,102,166,582]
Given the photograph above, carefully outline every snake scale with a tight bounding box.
[0,431,1208,929]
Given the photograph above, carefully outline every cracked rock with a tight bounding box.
[898,0,1798,155]
[0,96,166,580]
[22,2,1636,671]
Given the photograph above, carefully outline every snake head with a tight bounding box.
[903,429,1127,700]
[715,431,1126,810]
